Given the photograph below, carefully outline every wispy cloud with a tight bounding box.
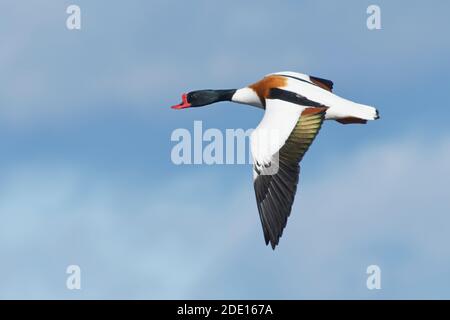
[1,133,449,299]
[1,1,450,127]
[2,0,450,300]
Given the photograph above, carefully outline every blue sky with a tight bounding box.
[1,0,450,299]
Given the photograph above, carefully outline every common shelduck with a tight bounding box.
[171,71,379,249]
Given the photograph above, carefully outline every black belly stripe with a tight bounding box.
[268,88,325,107]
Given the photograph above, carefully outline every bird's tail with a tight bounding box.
[336,103,379,125]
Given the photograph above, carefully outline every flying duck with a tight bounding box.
[171,71,379,249]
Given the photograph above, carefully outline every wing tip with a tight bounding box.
[309,75,334,92]
[269,239,279,250]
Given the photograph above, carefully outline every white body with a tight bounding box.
[231,71,378,170]
[233,71,378,121]
[272,72,377,121]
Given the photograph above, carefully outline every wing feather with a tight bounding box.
[252,105,326,249]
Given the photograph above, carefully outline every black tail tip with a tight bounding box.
[375,109,380,120]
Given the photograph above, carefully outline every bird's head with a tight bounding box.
[170,90,236,109]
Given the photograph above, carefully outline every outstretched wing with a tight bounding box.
[251,99,326,249]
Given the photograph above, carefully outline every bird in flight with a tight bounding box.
[171,71,379,249]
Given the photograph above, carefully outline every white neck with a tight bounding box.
[231,88,263,108]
